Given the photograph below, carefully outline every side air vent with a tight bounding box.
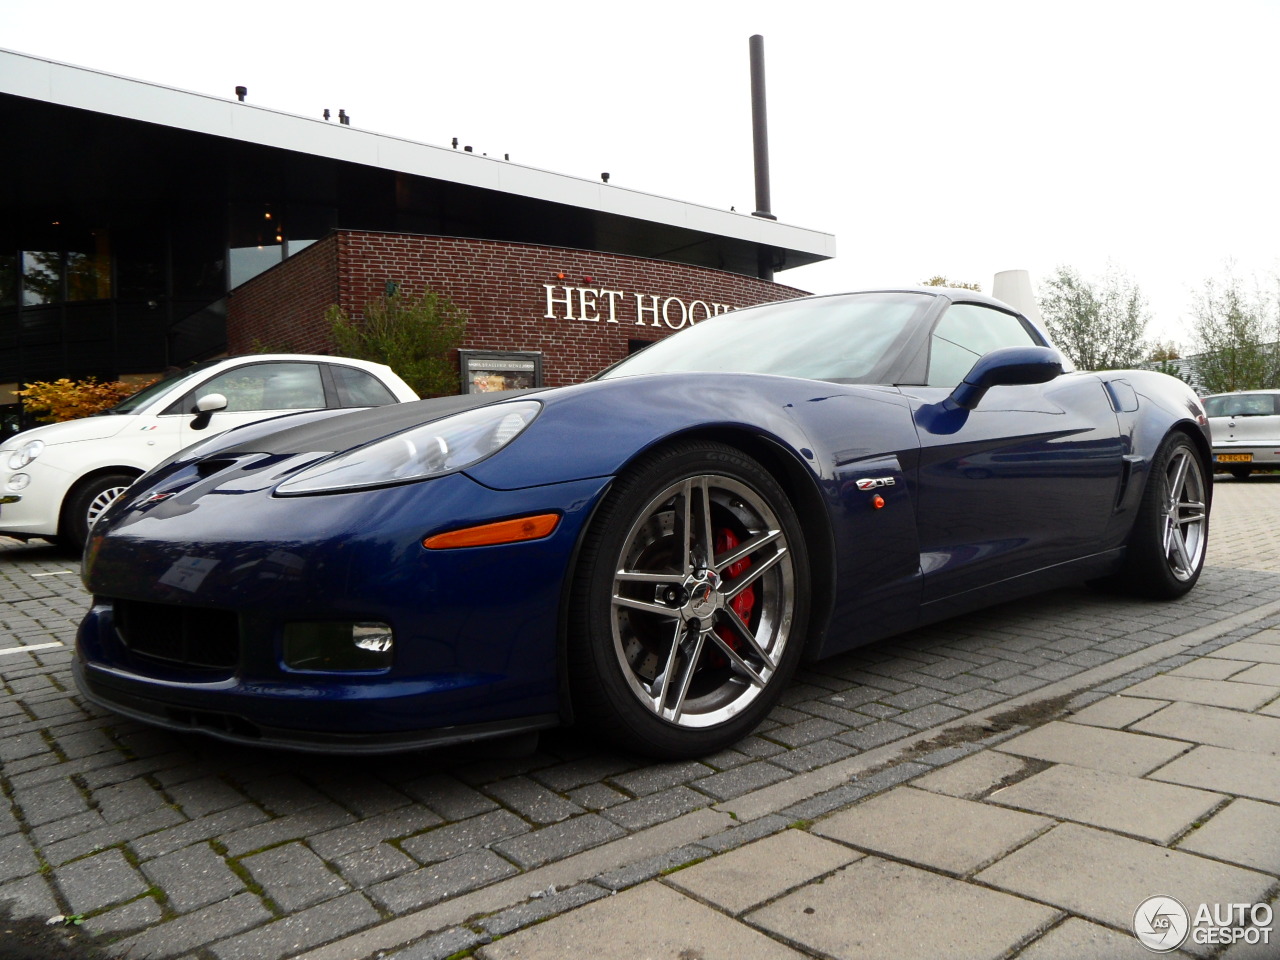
[196,458,242,478]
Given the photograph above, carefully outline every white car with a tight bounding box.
[0,355,417,549]
[1203,389,1280,479]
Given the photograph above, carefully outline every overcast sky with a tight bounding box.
[5,0,1278,347]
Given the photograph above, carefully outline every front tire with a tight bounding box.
[63,472,136,551]
[1108,433,1209,599]
[568,442,809,759]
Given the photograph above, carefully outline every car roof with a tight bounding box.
[203,354,394,372]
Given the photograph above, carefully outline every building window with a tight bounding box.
[66,228,113,301]
[21,250,60,305]
[0,254,16,309]
[229,203,283,289]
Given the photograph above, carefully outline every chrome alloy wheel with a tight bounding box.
[1162,445,1207,581]
[609,474,796,728]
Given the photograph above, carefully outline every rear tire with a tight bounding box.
[1105,434,1208,599]
[63,473,136,551]
[568,441,809,759]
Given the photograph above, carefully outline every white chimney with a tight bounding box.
[992,270,1043,326]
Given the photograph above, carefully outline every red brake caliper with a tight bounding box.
[714,529,754,653]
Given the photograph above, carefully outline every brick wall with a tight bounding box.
[226,236,340,355]
[227,231,808,391]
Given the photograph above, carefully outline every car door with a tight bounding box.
[901,303,1126,610]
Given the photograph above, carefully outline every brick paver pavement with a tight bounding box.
[1,473,1278,958]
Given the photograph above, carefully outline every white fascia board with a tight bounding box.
[1,48,836,263]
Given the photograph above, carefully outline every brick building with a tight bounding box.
[1,49,833,414]
[229,232,806,392]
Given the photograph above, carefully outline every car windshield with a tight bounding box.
[96,360,225,415]
[596,292,931,384]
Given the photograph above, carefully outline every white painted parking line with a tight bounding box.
[31,570,74,577]
[0,642,64,656]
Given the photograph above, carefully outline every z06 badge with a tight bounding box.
[855,477,896,491]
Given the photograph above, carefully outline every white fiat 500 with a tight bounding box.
[0,355,417,549]
[1203,389,1280,479]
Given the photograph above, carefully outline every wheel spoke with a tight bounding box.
[612,594,679,618]
[1170,523,1193,574]
[696,476,715,570]
[1176,501,1206,523]
[704,626,766,688]
[666,630,706,722]
[649,620,685,714]
[615,570,686,586]
[723,546,787,601]
[713,527,781,573]
[1166,454,1190,508]
[678,479,694,575]
[719,605,778,670]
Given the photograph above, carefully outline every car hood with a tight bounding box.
[209,390,547,458]
[3,415,130,448]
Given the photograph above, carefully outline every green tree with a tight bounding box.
[1189,272,1280,394]
[327,287,467,398]
[1037,265,1150,371]
[921,276,982,291]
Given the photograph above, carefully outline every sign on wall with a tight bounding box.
[543,285,735,330]
[460,350,544,394]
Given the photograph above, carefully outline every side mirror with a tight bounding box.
[189,392,227,431]
[915,346,1064,436]
[950,346,1063,410]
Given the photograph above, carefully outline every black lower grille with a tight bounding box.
[113,599,240,669]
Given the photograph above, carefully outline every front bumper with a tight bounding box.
[0,460,74,538]
[73,656,559,753]
[76,468,612,751]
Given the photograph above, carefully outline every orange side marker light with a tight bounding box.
[423,513,560,549]
[872,495,886,510]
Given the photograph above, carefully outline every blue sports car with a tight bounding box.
[76,289,1211,759]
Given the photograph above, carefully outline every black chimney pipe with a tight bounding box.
[749,35,776,281]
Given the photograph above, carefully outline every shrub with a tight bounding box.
[17,377,153,423]
[327,287,467,398]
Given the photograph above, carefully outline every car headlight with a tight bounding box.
[275,400,541,495]
[7,439,44,470]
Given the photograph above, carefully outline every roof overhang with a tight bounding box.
[0,48,835,271]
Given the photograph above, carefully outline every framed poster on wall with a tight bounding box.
[459,350,544,394]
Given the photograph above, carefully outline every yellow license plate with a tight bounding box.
[1216,453,1253,462]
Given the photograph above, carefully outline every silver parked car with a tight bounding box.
[1203,390,1280,479]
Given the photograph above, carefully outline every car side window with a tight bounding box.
[329,364,397,406]
[195,362,326,412]
[926,304,1039,387]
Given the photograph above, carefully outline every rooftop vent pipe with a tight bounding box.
[749,35,777,281]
